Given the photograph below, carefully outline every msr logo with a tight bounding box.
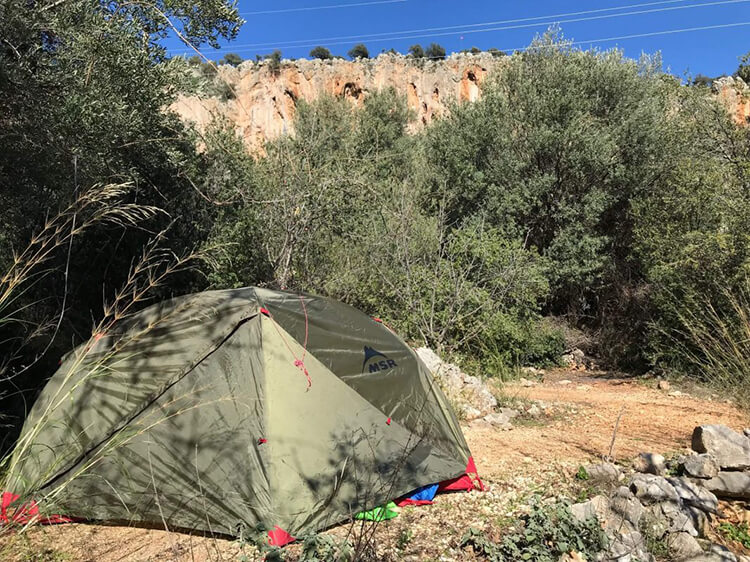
[362,346,398,374]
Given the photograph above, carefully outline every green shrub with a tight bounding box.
[347,43,369,59]
[425,43,446,60]
[738,52,750,83]
[461,498,608,561]
[719,522,750,548]
[407,44,424,58]
[309,46,333,60]
[218,52,243,67]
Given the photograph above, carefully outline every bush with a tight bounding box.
[407,44,424,58]
[347,43,369,59]
[461,498,608,561]
[738,51,750,83]
[309,46,333,60]
[420,28,735,369]
[425,43,446,60]
[218,52,243,66]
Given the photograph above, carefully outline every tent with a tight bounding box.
[3,287,482,544]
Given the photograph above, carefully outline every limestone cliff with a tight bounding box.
[173,53,504,151]
[173,55,749,153]
[713,76,750,125]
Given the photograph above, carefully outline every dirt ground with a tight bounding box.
[2,369,747,561]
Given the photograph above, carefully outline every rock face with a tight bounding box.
[174,53,504,152]
[175,59,749,154]
[714,76,750,126]
[692,425,750,469]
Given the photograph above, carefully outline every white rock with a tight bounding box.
[692,425,750,469]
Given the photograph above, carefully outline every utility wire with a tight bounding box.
[240,0,406,16]
[201,20,750,62]
[222,0,749,52]
[234,0,696,48]
[514,20,750,52]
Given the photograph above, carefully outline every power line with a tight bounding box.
[222,0,750,52]
[240,0,407,16]
[508,20,750,52]
[233,0,695,48]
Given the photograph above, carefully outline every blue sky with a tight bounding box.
[167,0,750,78]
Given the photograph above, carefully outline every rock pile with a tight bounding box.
[415,347,519,427]
[570,424,750,561]
[561,347,597,371]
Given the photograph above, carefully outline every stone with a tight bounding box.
[633,452,667,475]
[609,486,644,531]
[469,418,492,429]
[586,462,623,486]
[526,404,541,417]
[683,454,720,479]
[498,407,520,420]
[691,425,750,469]
[482,412,513,429]
[559,379,572,385]
[630,474,679,504]
[685,505,709,535]
[519,377,537,387]
[658,380,671,391]
[644,498,700,538]
[415,347,498,418]
[668,477,719,513]
[571,495,610,524]
[605,530,652,562]
[520,366,544,377]
[463,406,482,420]
[703,471,750,500]
[693,543,739,561]
[667,532,704,560]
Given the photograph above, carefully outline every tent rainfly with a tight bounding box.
[2,287,482,545]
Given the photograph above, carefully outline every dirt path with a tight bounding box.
[2,370,746,561]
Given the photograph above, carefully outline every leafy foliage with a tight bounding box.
[348,44,369,59]
[460,499,608,561]
[408,44,425,58]
[739,51,750,83]
[425,43,446,60]
[719,522,750,548]
[0,0,241,440]
[309,46,333,60]
[219,52,243,66]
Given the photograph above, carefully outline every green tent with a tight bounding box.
[5,288,479,543]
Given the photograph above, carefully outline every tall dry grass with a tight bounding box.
[670,279,750,407]
[0,184,213,535]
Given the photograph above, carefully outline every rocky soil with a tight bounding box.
[1,364,748,561]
